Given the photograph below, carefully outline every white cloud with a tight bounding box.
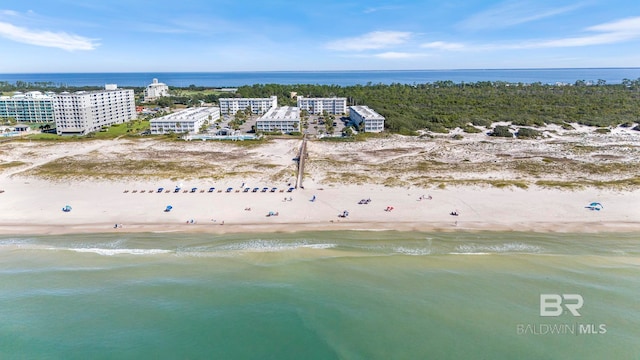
[363,6,402,14]
[374,52,427,59]
[512,16,640,48]
[0,21,97,50]
[460,1,585,30]
[326,31,412,51]
[421,41,465,50]
[427,16,640,52]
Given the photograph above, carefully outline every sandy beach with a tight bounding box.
[1,124,639,235]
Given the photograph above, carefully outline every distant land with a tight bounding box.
[2,68,640,87]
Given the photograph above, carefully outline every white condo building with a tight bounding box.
[256,106,300,133]
[296,96,347,115]
[144,78,170,101]
[54,84,137,135]
[349,106,385,133]
[219,96,277,115]
[0,91,55,123]
[149,107,220,134]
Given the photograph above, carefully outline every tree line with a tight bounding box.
[3,79,640,134]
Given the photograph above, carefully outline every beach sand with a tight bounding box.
[1,126,639,235]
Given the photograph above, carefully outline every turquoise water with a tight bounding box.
[2,68,640,87]
[1,231,638,359]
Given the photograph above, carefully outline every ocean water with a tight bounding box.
[1,68,640,87]
[0,231,638,359]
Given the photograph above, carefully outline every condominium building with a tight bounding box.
[349,106,385,133]
[54,84,137,135]
[256,106,300,133]
[149,106,220,134]
[296,96,347,115]
[219,96,277,115]
[0,91,55,123]
[144,78,170,101]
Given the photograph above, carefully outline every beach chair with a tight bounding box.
[132,190,137,193]
[141,190,146,193]
[123,190,129,193]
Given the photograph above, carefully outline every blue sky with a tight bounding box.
[1,0,640,72]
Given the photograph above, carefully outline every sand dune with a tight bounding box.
[1,125,639,234]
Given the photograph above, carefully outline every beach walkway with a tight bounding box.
[295,135,307,189]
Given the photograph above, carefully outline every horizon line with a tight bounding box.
[2,67,640,75]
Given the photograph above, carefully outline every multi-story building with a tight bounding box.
[296,96,347,115]
[256,106,300,133]
[144,78,170,101]
[149,107,220,134]
[0,91,55,123]
[54,84,137,135]
[219,96,277,115]
[349,106,385,133]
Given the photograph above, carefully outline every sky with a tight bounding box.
[1,0,640,72]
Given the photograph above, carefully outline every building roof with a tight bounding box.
[350,105,384,119]
[258,106,300,121]
[150,107,220,123]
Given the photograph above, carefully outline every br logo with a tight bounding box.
[540,294,583,317]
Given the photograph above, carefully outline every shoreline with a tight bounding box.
[1,220,640,236]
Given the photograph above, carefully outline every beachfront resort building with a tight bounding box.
[255,106,300,133]
[219,96,277,115]
[54,84,137,135]
[144,78,170,101]
[149,106,220,134]
[0,91,56,123]
[296,96,347,115]
[349,105,385,133]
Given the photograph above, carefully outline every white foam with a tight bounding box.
[394,246,431,255]
[454,242,543,254]
[66,248,173,256]
[212,239,337,253]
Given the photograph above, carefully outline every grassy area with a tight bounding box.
[91,120,150,139]
[24,157,220,180]
[0,161,26,170]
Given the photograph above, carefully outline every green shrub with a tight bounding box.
[516,127,542,139]
[595,128,610,134]
[471,118,492,127]
[452,134,463,140]
[489,125,513,138]
[463,125,482,133]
